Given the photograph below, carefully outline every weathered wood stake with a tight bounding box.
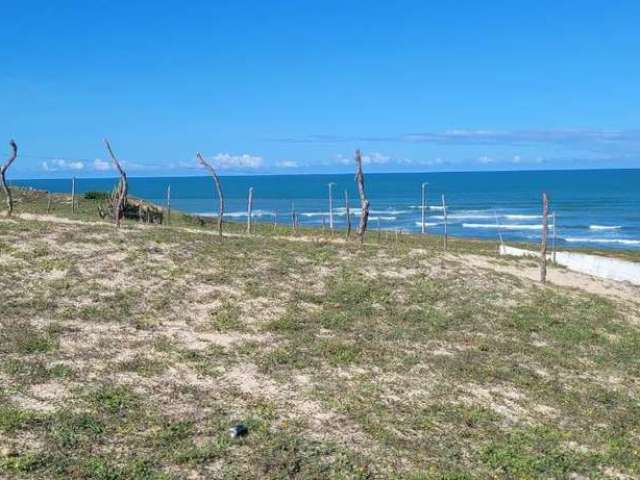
[46,194,52,214]
[71,176,76,214]
[246,187,254,234]
[540,192,549,283]
[1,140,17,217]
[328,182,335,232]
[551,211,557,263]
[273,210,277,232]
[344,190,352,239]
[354,150,370,243]
[196,153,224,239]
[104,139,127,228]
[166,185,171,225]
[421,182,428,234]
[441,194,448,251]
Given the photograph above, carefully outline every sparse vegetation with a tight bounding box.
[0,187,639,478]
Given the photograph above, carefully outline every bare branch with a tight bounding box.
[354,149,370,243]
[1,140,18,216]
[104,139,128,227]
[197,153,224,239]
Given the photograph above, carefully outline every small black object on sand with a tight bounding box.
[229,423,249,438]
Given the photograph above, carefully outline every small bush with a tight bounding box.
[84,191,110,201]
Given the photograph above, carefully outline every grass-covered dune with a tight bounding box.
[1,188,639,479]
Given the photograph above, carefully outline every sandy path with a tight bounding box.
[460,253,640,306]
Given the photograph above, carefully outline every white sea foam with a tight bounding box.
[564,237,640,246]
[504,214,541,220]
[199,210,274,218]
[414,222,440,227]
[463,223,543,230]
[369,216,397,221]
[589,225,622,231]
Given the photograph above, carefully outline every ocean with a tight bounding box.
[13,169,640,249]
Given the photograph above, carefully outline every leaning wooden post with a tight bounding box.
[104,139,128,228]
[246,187,254,234]
[354,150,370,243]
[344,190,352,240]
[1,140,17,217]
[273,210,278,232]
[540,193,549,283]
[441,194,448,251]
[71,176,76,214]
[421,182,428,234]
[290,201,296,234]
[46,194,52,214]
[166,185,171,225]
[196,153,224,240]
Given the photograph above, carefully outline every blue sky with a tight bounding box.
[3,0,640,177]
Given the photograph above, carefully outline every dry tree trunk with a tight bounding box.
[344,189,352,239]
[196,153,224,239]
[540,192,549,283]
[1,140,17,217]
[246,187,254,234]
[46,194,52,214]
[354,149,370,243]
[104,139,128,228]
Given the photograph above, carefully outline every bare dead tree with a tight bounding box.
[344,189,352,239]
[540,192,549,283]
[1,140,17,217]
[354,149,370,243]
[246,187,254,234]
[104,139,128,227]
[197,153,224,239]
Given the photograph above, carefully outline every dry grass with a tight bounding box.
[1,188,639,479]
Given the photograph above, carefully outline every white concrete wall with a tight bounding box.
[498,244,640,286]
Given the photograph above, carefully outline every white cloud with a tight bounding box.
[211,153,264,170]
[276,160,298,168]
[93,158,111,171]
[362,151,391,165]
[512,155,521,163]
[42,159,85,171]
[477,156,495,164]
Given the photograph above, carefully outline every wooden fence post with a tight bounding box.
[540,193,549,283]
[246,187,254,234]
[1,140,17,217]
[421,182,428,234]
[328,182,335,232]
[166,185,171,225]
[345,190,352,240]
[71,176,76,214]
[196,153,224,240]
[552,211,557,263]
[354,150,370,243]
[441,194,448,251]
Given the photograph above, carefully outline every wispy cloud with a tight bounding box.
[276,160,299,168]
[269,129,640,147]
[41,159,84,171]
[93,158,111,171]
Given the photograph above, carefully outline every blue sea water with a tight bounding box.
[13,169,640,249]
